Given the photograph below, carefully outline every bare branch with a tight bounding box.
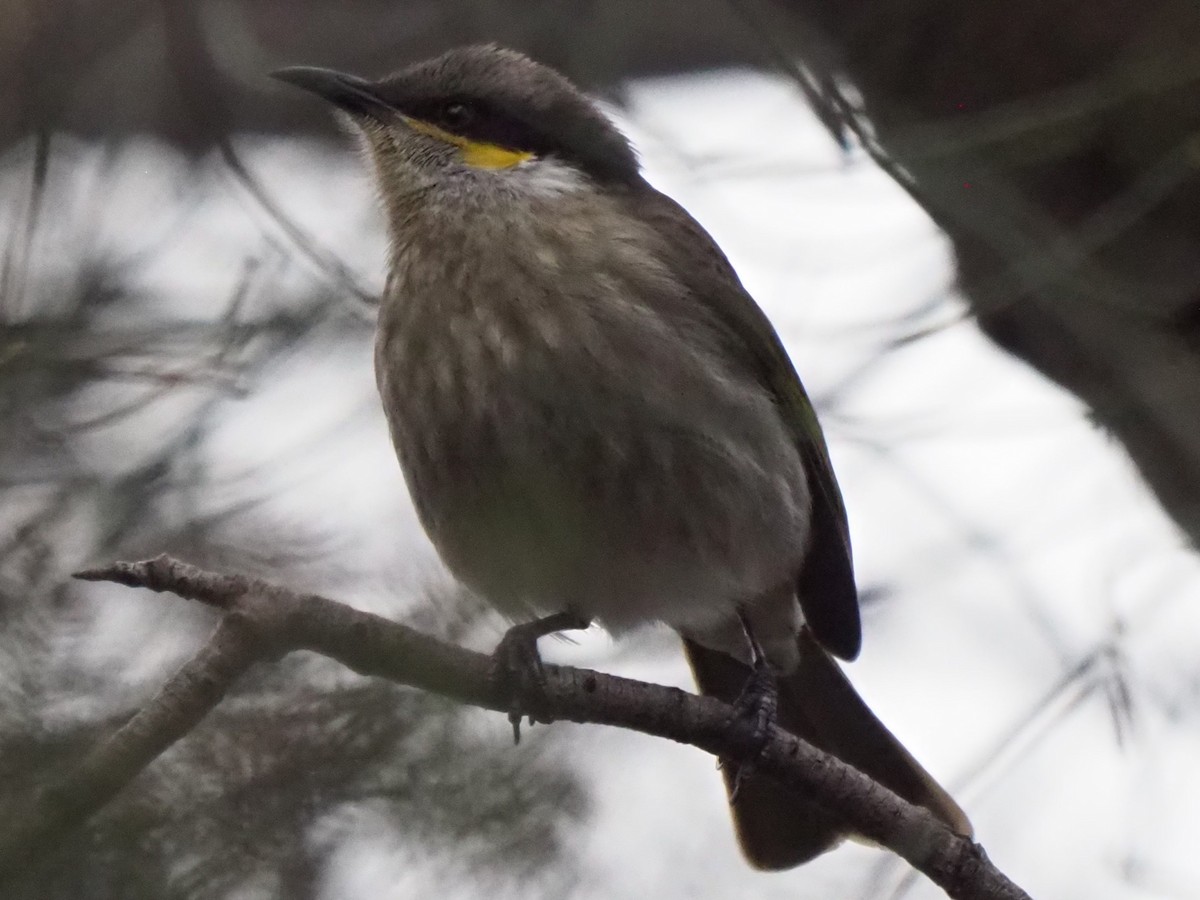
[1,557,1032,900]
[0,611,261,877]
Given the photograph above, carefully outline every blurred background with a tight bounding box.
[3,1,1200,898]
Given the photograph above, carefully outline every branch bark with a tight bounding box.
[0,556,1031,900]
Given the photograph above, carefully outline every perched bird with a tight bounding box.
[275,45,971,870]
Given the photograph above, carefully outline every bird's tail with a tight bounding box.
[682,628,971,870]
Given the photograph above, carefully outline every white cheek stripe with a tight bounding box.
[508,157,586,197]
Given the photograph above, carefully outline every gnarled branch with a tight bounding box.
[0,555,1031,900]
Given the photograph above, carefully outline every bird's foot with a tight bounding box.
[491,611,590,744]
[722,612,779,801]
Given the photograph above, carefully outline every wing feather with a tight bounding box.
[625,183,861,659]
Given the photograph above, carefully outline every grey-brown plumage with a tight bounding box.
[274,44,971,870]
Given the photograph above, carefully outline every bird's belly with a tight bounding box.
[395,391,811,634]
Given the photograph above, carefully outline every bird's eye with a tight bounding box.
[440,102,473,129]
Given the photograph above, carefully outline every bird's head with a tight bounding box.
[273,44,640,206]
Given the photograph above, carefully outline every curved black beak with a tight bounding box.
[271,66,392,119]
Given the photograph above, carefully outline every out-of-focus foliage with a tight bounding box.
[0,134,585,897]
[0,0,762,149]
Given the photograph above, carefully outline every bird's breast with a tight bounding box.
[375,197,811,631]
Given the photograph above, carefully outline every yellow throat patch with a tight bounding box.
[402,116,534,170]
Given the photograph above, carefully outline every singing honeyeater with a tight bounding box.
[275,45,970,869]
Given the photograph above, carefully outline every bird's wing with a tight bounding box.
[626,183,861,660]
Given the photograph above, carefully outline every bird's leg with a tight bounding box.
[492,610,591,744]
[724,609,779,800]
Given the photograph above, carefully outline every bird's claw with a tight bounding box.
[491,625,549,743]
[489,611,590,744]
[722,612,779,800]
[724,656,779,800]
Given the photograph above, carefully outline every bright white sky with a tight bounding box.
[21,67,1200,900]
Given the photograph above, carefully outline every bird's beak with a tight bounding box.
[271,66,392,120]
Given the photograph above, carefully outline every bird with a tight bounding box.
[274,44,971,870]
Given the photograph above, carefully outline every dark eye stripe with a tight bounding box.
[380,83,636,183]
[408,97,542,154]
